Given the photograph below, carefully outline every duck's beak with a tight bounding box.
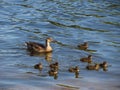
[52,40,57,43]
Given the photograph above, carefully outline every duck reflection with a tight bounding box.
[28,51,52,63]
[103,67,108,72]
[45,52,52,62]
[75,72,79,78]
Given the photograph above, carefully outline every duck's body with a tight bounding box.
[26,37,53,53]
[48,69,58,76]
[68,66,79,73]
[78,42,88,50]
[34,63,43,70]
[86,64,99,70]
[80,55,92,63]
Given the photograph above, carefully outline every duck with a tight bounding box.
[34,63,43,70]
[25,37,54,53]
[86,63,99,71]
[49,62,59,70]
[78,42,88,50]
[80,55,92,63]
[68,66,80,73]
[99,61,108,68]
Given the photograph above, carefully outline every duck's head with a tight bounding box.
[75,66,79,72]
[103,61,107,65]
[75,66,79,69]
[103,61,108,67]
[46,37,53,42]
[55,62,59,66]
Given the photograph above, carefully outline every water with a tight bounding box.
[0,0,120,90]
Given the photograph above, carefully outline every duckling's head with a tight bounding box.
[103,61,107,65]
[103,61,108,67]
[55,62,59,66]
[75,66,79,72]
[46,37,53,42]
[88,55,92,59]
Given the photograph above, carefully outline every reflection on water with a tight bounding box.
[0,0,120,90]
[28,51,53,63]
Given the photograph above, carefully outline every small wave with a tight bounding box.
[48,20,109,32]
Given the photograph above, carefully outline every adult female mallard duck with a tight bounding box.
[80,55,92,63]
[26,37,54,53]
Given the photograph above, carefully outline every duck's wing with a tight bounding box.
[26,41,45,51]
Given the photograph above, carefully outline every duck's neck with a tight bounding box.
[45,40,52,51]
[46,40,49,47]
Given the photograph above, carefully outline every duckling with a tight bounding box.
[78,42,88,50]
[68,66,80,73]
[45,52,52,62]
[25,37,54,53]
[80,55,92,63]
[99,61,108,68]
[86,63,99,71]
[34,63,43,71]
[49,62,59,70]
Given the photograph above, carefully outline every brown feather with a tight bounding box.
[26,41,45,51]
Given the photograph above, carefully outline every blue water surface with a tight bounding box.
[0,0,120,90]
